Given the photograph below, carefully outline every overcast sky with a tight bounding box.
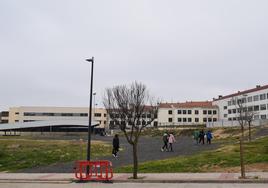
[0,0,268,110]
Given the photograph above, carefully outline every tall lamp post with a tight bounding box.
[86,57,94,164]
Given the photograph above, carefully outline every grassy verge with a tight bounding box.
[0,138,112,172]
[115,136,268,173]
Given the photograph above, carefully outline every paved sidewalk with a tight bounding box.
[0,173,268,183]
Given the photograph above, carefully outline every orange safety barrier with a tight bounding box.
[74,160,113,181]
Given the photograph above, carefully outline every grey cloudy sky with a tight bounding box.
[1,0,268,110]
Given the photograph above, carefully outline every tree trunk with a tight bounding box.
[241,125,244,141]
[132,143,138,179]
[248,122,251,142]
[239,138,246,179]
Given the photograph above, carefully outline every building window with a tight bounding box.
[253,95,259,101]
[261,115,267,119]
[177,110,181,114]
[168,110,172,115]
[195,110,199,115]
[233,117,237,121]
[15,120,19,122]
[80,113,88,116]
[203,110,207,115]
[104,113,107,117]
[168,118,173,122]
[228,118,232,121]
[254,115,259,120]
[232,109,236,113]
[203,118,207,122]
[147,114,151,118]
[183,118,187,122]
[260,104,266,111]
[188,110,192,114]
[183,110,187,114]
[228,109,232,114]
[208,110,212,115]
[23,120,35,122]
[213,110,217,114]
[224,114,227,118]
[24,112,36,116]
[224,106,227,110]
[247,96,253,102]
[15,112,19,115]
[254,105,259,111]
[260,94,266,100]
[228,101,232,106]
[208,118,212,122]
[248,106,253,112]
[62,113,73,116]
[195,118,199,122]
[188,118,192,122]
[142,120,146,125]
[104,121,106,125]
[178,118,182,122]
[213,118,217,122]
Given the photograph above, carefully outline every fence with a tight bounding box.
[206,119,268,128]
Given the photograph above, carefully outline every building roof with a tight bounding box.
[0,120,99,131]
[213,84,268,101]
[159,101,217,109]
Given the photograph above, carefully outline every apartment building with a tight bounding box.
[6,106,108,128]
[212,85,268,121]
[158,101,219,126]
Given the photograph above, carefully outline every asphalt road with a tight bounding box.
[20,135,219,173]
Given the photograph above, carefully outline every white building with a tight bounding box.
[158,101,219,126]
[212,84,268,122]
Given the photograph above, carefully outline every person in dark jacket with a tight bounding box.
[206,130,213,144]
[199,129,205,145]
[112,134,120,157]
[161,132,169,152]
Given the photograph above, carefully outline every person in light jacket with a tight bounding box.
[168,133,176,152]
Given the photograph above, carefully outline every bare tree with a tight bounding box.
[235,96,249,179]
[103,81,159,179]
[245,110,255,142]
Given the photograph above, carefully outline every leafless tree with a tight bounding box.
[235,96,250,179]
[103,81,159,179]
[245,110,255,142]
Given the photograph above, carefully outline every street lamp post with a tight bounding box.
[86,57,94,164]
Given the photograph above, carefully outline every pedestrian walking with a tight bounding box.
[199,129,205,145]
[161,132,169,152]
[112,134,120,157]
[206,130,213,144]
[193,130,199,144]
[168,133,176,152]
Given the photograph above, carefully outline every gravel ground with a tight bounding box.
[20,135,219,173]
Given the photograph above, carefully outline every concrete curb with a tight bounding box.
[1,178,267,184]
[112,179,268,184]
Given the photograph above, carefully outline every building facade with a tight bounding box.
[212,85,268,122]
[6,106,108,128]
[158,101,219,126]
